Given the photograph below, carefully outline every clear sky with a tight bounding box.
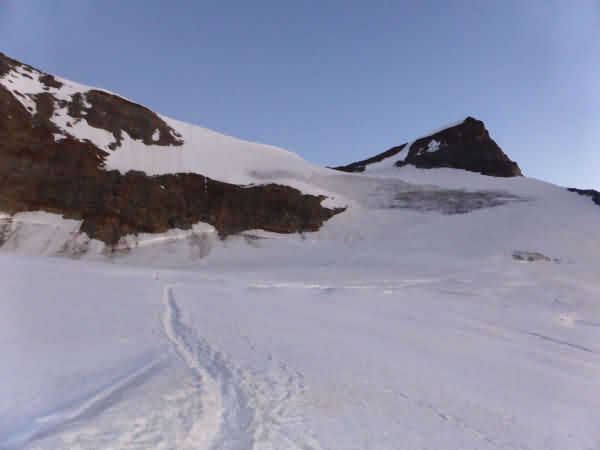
[1,0,598,188]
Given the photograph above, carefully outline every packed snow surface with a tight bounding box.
[2,164,600,449]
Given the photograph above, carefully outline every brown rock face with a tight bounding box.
[0,52,342,245]
[334,117,522,177]
[68,90,183,150]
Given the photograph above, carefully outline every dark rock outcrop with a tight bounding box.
[68,90,184,150]
[0,52,342,245]
[334,117,522,177]
[512,251,554,262]
[568,188,600,206]
[2,51,183,151]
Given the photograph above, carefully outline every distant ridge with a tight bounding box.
[333,117,522,177]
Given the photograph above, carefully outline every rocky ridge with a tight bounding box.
[334,117,523,177]
[0,52,342,245]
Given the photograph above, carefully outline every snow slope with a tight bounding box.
[2,203,600,449]
[2,162,600,448]
[0,63,347,206]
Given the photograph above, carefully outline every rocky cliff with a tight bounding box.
[0,52,342,245]
[334,117,522,177]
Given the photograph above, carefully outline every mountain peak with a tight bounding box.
[334,117,522,177]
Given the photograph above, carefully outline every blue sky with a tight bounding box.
[1,0,598,188]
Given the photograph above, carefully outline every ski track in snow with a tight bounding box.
[383,388,502,448]
[526,331,596,354]
[160,285,321,450]
[12,285,320,450]
[161,285,251,449]
[3,357,163,449]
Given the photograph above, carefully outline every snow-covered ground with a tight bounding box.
[2,58,600,449]
[2,164,600,449]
